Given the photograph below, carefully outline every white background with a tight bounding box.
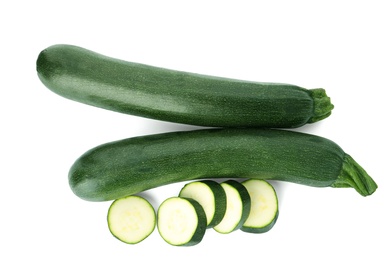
[1,0,389,259]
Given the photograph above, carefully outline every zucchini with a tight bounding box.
[179,180,227,228]
[240,179,278,233]
[36,44,333,128]
[107,195,156,244]
[68,128,377,201]
[157,197,207,246]
[213,180,251,234]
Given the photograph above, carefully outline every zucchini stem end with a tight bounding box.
[331,154,377,196]
[308,88,334,123]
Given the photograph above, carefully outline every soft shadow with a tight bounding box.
[292,118,331,135]
[136,191,160,211]
[267,180,286,209]
[138,118,212,135]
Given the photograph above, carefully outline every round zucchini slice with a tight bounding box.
[157,197,207,246]
[107,195,156,244]
[240,179,279,233]
[179,180,227,228]
[213,180,251,234]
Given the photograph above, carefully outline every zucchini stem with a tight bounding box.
[331,154,377,196]
[308,88,334,123]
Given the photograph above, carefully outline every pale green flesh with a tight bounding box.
[107,196,156,244]
[241,179,278,230]
[179,182,217,226]
[213,183,244,234]
[157,197,203,246]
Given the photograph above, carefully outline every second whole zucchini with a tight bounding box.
[68,128,377,201]
[37,44,334,128]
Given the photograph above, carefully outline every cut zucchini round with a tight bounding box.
[157,197,207,246]
[179,180,227,228]
[107,195,156,244]
[241,179,279,233]
[213,180,251,234]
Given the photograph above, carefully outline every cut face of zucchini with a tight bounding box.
[179,180,227,228]
[241,179,279,233]
[157,197,207,246]
[107,196,156,244]
[213,180,251,234]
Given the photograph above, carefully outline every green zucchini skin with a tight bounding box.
[37,44,333,128]
[69,128,377,201]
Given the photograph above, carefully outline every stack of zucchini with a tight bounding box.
[37,44,377,246]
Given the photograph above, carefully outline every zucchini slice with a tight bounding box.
[157,197,207,246]
[107,196,156,244]
[213,180,251,234]
[179,180,227,228]
[240,179,279,233]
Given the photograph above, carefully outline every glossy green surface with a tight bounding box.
[68,128,376,201]
[37,44,333,128]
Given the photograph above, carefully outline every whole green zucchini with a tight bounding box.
[68,128,377,201]
[37,44,333,128]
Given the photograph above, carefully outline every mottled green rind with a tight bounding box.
[69,128,377,201]
[37,44,333,128]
